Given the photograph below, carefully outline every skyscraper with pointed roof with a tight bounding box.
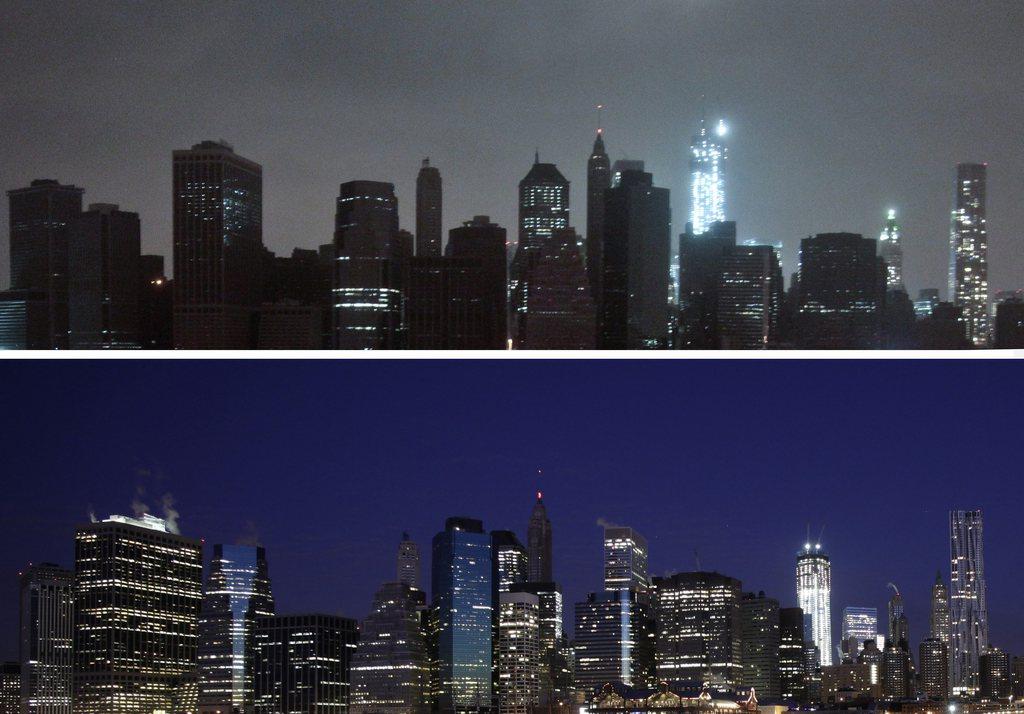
[527,492,553,582]
[586,129,611,301]
[397,532,421,590]
[930,572,950,643]
[415,158,442,257]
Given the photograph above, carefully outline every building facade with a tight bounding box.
[739,592,780,699]
[716,245,782,349]
[779,607,807,703]
[586,130,611,301]
[603,526,649,596]
[19,563,73,714]
[950,509,988,696]
[879,209,904,291]
[949,163,989,346]
[73,514,203,714]
[573,590,655,694]
[796,544,832,666]
[397,532,421,590]
[689,119,728,235]
[496,592,541,714]
[841,607,877,662]
[416,158,442,257]
[527,492,553,583]
[919,637,949,700]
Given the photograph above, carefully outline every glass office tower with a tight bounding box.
[796,543,832,666]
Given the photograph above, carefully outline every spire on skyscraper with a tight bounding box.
[527,490,553,582]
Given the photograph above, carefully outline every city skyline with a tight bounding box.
[0,360,1021,665]
[2,3,1023,303]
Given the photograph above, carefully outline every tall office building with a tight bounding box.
[508,582,567,705]
[949,163,989,346]
[797,233,886,348]
[332,180,408,349]
[586,130,611,300]
[919,637,949,700]
[603,526,649,596]
[779,608,807,702]
[527,492,553,583]
[930,572,950,643]
[515,227,596,349]
[254,614,359,713]
[717,244,783,348]
[980,648,1011,701]
[739,592,781,698]
[492,531,528,593]
[398,532,421,590]
[510,156,570,338]
[197,544,275,713]
[19,563,73,714]
[841,607,877,662]
[887,586,905,646]
[350,582,429,714]
[416,158,442,257]
[915,289,941,318]
[6,179,84,348]
[950,509,988,696]
[67,203,141,348]
[0,663,18,714]
[677,220,737,348]
[796,543,832,666]
[599,169,671,349]
[496,592,541,714]
[879,209,904,291]
[445,216,509,349]
[173,140,263,348]
[689,118,728,235]
[431,517,493,711]
[882,643,913,700]
[74,513,203,714]
[573,590,655,693]
[651,572,743,688]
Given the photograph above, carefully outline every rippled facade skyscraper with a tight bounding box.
[949,164,989,346]
[950,509,988,696]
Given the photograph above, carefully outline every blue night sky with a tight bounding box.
[0,359,1021,661]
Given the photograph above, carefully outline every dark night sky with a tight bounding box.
[1,1,1023,296]
[0,359,1022,662]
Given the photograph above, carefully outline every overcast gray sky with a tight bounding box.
[1,0,1021,297]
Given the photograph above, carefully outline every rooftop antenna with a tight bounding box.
[596,103,605,134]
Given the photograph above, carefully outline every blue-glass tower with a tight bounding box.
[431,517,493,711]
[198,544,275,712]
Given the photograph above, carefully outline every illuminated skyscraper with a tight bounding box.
[779,607,807,702]
[509,582,567,705]
[650,571,743,688]
[74,513,203,714]
[19,563,73,714]
[586,129,611,300]
[0,663,19,714]
[879,209,904,291]
[431,517,493,711]
[919,637,949,700]
[492,531,528,593]
[930,572,950,643]
[841,607,877,662]
[949,164,989,345]
[689,118,728,234]
[497,591,541,714]
[573,590,655,693]
[527,492,553,583]
[717,244,783,348]
[198,544,275,713]
[603,526,649,597]
[979,647,1011,701]
[416,158,442,257]
[172,140,263,348]
[950,509,988,696]
[397,532,421,590]
[350,582,429,714]
[796,543,832,666]
[740,592,781,699]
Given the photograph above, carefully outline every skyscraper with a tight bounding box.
[717,244,783,348]
[586,129,611,300]
[797,233,886,348]
[949,163,989,346]
[254,614,359,713]
[332,180,408,349]
[740,592,781,699]
[0,663,18,714]
[887,585,905,647]
[68,203,142,348]
[172,140,263,348]
[197,544,275,713]
[796,542,832,666]
[950,509,988,696]
[689,118,728,234]
[573,590,655,693]
[841,607,877,663]
[74,513,203,714]
[599,169,671,349]
[510,155,570,338]
[350,582,429,714]
[779,607,807,703]
[6,179,84,349]
[496,591,541,714]
[979,647,1011,701]
[603,526,649,596]
[651,572,743,688]
[398,532,421,590]
[19,563,73,714]
[527,492,552,583]
[431,517,493,711]
[492,531,528,593]
[416,158,442,257]
[445,215,509,349]
[919,637,949,700]
[881,643,913,700]
[879,209,904,291]
[677,220,737,348]
[508,582,567,705]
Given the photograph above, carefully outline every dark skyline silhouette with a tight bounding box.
[1,1,1022,299]
[0,359,1021,662]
